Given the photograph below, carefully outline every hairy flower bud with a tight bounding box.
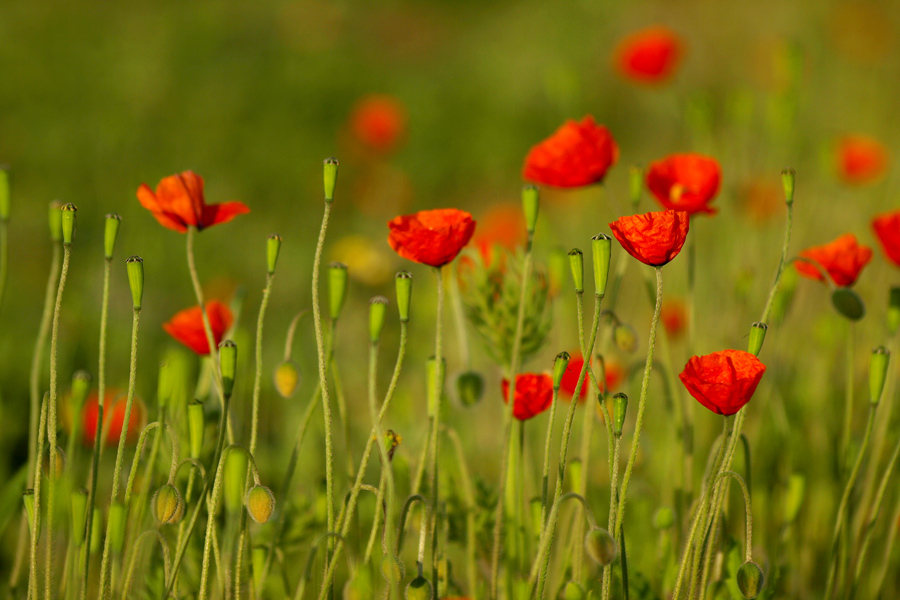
[153,484,185,524]
[584,527,617,565]
[395,270,412,323]
[591,233,612,297]
[553,351,571,391]
[246,485,276,524]
[736,561,764,599]
[456,370,484,407]
[274,361,300,398]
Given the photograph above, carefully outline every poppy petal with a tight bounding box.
[201,201,252,229]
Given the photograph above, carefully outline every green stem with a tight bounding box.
[449,263,471,368]
[872,456,900,596]
[250,273,273,456]
[0,219,8,316]
[760,202,794,325]
[445,427,477,597]
[27,395,48,600]
[842,322,855,472]
[120,531,171,600]
[540,387,561,528]
[601,435,622,600]
[186,227,226,402]
[428,268,446,591]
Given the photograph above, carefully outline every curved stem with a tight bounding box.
[120,531,171,600]
[760,202,794,324]
[123,422,180,507]
[396,494,428,554]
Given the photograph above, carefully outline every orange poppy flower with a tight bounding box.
[609,210,690,267]
[679,349,766,416]
[470,203,527,265]
[795,234,873,287]
[560,354,624,401]
[80,391,145,448]
[835,135,889,185]
[872,209,900,267]
[522,116,619,188]
[614,26,684,84]
[502,373,554,421]
[387,208,476,267]
[661,299,688,339]
[348,95,407,155]
[137,171,250,233]
[646,154,722,215]
[163,301,233,355]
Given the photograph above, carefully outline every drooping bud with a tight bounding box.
[61,203,77,245]
[125,256,144,311]
[246,485,276,524]
[553,352,571,391]
[224,450,249,513]
[369,296,389,344]
[653,506,675,530]
[870,346,890,405]
[153,484,185,524]
[426,356,446,417]
[381,555,405,584]
[614,323,639,354]
[748,322,767,357]
[591,233,612,297]
[584,527,617,565]
[48,201,63,242]
[188,400,205,459]
[568,248,584,293]
[328,262,349,321]
[522,184,539,236]
[108,502,127,554]
[563,582,586,600]
[781,168,795,206]
[71,488,88,545]
[274,361,300,398]
[90,508,101,555]
[405,575,433,600]
[23,490,36,534]
[395,271,412,323]
[323,157,339,203]
[613,393,628,437]
[71,370,92,414]
[0,165,9,221]
[43,445,66,478]
[455,371,484,407]
[104,213,121,260]
[629,165,643,207]
[831,288,865,321]
[219,340,238,398]
[736,561,765,599]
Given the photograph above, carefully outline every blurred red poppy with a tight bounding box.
[502,373,554,421]
[163,301,233,355]
[470,203,527,265]
[646,154,722,215]
[872,209,900,267]
[80,391,145,448]
[614,26,684,84]
[348,95,407,155]
[561,354,625,401]
[388,209,476,267]
[523,116,619,188]
[609,210,690,267]
[835,135,889,185]
[679,349,766,416]
[137,171,249,233]
[661,299,688,339]
[795,234,873,287]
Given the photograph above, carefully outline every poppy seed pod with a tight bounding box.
[274,361,300,398]
[522,184,539,236]
[563,582,586,600]
[613,393,628,437]
[584,527,617,565]
[104,213,121,260]
[870,346,890,405]
[629,165,643,206]
[405,575,433,600]
[568,248,584,293]
[153,484,185,524]
[61,203,77,245]
[266,234,282,275]
[888,287,900,334]
[187,401,205,459]
[107,502,127,554]
[328,262,349,321]
[324,157,339,203]
[71,488,88,545]
[748,322,767,357]
[395,271,412,322]
[781,167,795,206]
[219,340,237,398]
[380,555,405,584]
[736,561,765,599]
[125,256,144,311]
[591,233,612,297]
[369,296,389,344]
[455,370,484,407]
[0,165,9,221]
[48,201,63,242]
[246,485,276,524]
[553,351,571,391]
[23,490,36,534]
[426,356,446,417]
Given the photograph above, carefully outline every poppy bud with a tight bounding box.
[613,393,628,437]
[267,233,282,275]
[90,508,101,555]
[107,502,127,554]
[48,201,63,242]
[125,256,144,311]
[0,165,9,221]
[456,370,484,407]
[43,445,66,478]
[653,506,675,530]
[328,262,349,321]
[23,490,36,534]
[591,233,612,297]
[246,485,276,524]
[252,545,267,592]
[380,555,405,584]
[187,400,205,459]
[870,346,890,405]
[395,270,412,323]
[61,203,77,245]
[426,356,446,417]
[104,213,121,260]
[783,474,805,524]
[343,568,374,600]
[324,157,339,203]
[369,296,389,344]
[629,165,643,207]
[71,370,92,414]
[748,322,767,357]
[889,286,900,334]
[614,323,639,354]
[219,340,238,398]
[522,184,539,236]
[153,484,185,524]
[831,288,865,321]
[568,458,582,493]
[224,451,249,513]
[274,361,300,398]
[563,582,586,600]
[71,488,88,545]
[568,248,584,293]
[781,167,795,206]
[736,561,764,599]
[584,527,617,565]
[553,351,571,391]
[405,575,432,600]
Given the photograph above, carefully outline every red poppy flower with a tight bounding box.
[501,373,554,421]
[163,301,233,355]
[614,26,684,84]
[661,299,688,339]
[561,354,625,401]
[137,171,250,233]
[348,95,407,155]
[522,116,619,188]
[872,209,900,267]
[470,203,527,265]
[609,210,690,267]
[387,209,476,267]
[679,350,766,416]
[80,391,145,448]
[646,154,722,215]
[795,234,873,287]
[835,135,889,185]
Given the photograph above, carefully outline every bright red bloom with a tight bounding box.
[795,234,873,287]
[661,299,688,339]
[609,210,690,267]
[137,171,250,233]
[836,135,889,185]
[80,391,145,448]
[561,354,625,401]
[348,95,407,155]
[646,154,722,215]
[502,373,554,421]
[163,301,233,355]
[679,350,766,416]
[387,209,476,267]
[873,209,900,267]
[523,116,619,188]
[614,26,684,84]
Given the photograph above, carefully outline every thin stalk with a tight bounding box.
[186,227,226,402]
[120,531,171,600]
[445,427,477,597]
[872,465,900,595]
[0,219,8,315]
[362,470,386,565]
[27,395,48,600]
[842,323,855,472]
[760,202,794,325]
[686,218,696,356]
[250,273,274,455]
[601,435,622,600]
[449,262,471,368]
[540,388,561,527]
[428,268,446,591]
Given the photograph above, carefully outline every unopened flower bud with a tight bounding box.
[104,213,121,260]
[328,262,349,321]
[108,502,127,554]
[781,168,795,206]
[395,271,412,323]
[563,582,586,600]
[71,370,92,413]
[125,256,144,311]
[629,165,643,207]
[522,184,539,236]
[219,340,237,398]
[266,234,282,275]
[381,555,405,584]
[748,322,767,357]
[188,400,205,459]
[405,575,432,600]
[224,450,249,513]
[369,296,389,344]
[426,356,446,417]
[568,248,584,293]
[153,484,185,524]
[584,527,617,565]
[324,157,339,203]
[870,346,890,405]
[23,490,36,534]
[653,506,675,530]
[832,288,865,321]
[736,561,764,599]
[552,352,571,391]
[274,361,300,398]
[613,393,628,437]
[48,201,63,242]
[61,203,77,245]
[71,488,88,545]
[456,370,484,407]
[591,233,612,297]
[246,485,276,524]
[614,323,639,354]
[0,165,9,221]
